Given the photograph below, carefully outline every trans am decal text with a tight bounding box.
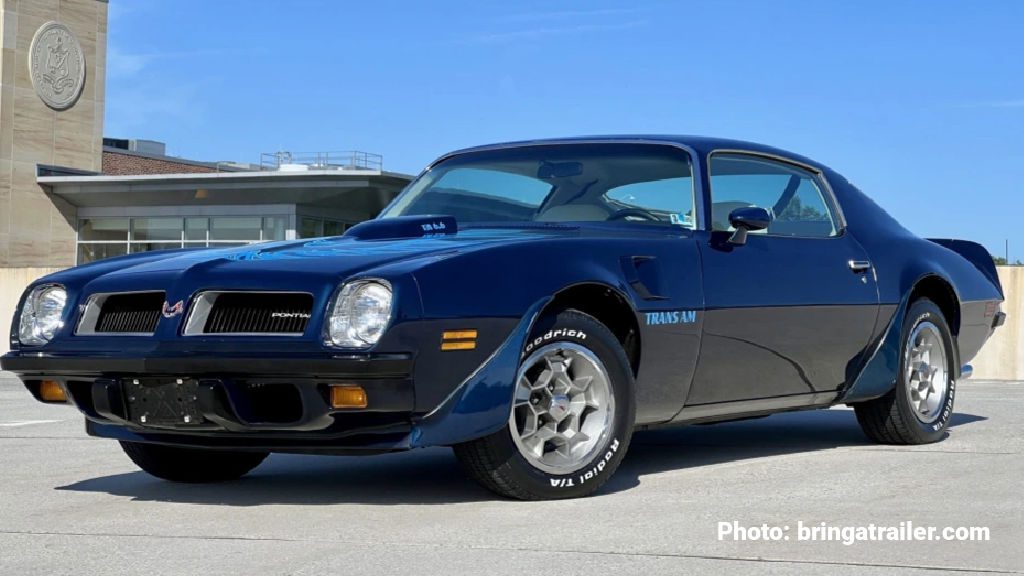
[644,310,697,325]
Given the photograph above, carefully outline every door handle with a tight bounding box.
[848,260,872,273]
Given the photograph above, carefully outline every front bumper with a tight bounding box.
[2,352,417,452]
[1,353,411,378]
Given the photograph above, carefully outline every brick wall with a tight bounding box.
[102,150,221,175]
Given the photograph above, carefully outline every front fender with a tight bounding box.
[411,297,549,447]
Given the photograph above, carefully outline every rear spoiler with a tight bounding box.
[927,238,1003,298]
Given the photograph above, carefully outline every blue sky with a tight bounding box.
[105,0,1024,260]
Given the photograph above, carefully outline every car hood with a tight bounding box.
[55,225,574,297]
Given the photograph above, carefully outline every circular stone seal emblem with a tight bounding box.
[28,21,86,110]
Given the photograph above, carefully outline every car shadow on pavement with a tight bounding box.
[57,409,986,505]
[604,409,986,494]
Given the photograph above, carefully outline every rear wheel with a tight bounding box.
[854,298,956,444]
[120,441,268,482]
[454,310,635,499]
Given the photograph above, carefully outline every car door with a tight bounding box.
[685,152,879,406]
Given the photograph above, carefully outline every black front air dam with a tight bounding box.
[3,351,419,451]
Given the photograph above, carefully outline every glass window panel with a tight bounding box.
[709,154,837,237]
[209,217,262,241]
[185,217,208,241]
[300,217,323,239]
[262,216,286,241]
[381,143,693,226]
[79,218,129,241]
[130,242,182,253]
[206,242,248,249]
[132,217,182,241]
[77,243,128,263]
[323,220,345,237]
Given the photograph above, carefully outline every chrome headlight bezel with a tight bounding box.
[325,279,394,349]
[18,284,67,346]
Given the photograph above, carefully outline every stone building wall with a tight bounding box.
[0,0,107,267]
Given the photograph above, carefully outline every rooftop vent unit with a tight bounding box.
[102,137,167,156]
[259,151,383,172]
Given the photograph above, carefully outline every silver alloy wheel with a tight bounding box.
[509,342,615,474]
[904,321,949,423]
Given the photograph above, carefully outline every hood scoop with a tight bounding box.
[344,215,457,241]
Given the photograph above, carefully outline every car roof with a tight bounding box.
[444,135,827,173]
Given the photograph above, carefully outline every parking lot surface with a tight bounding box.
[1,373,1021,575]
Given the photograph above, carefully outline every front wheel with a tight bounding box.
[120,441,268,483]
[854,298,957,444]
[454,310,635,500]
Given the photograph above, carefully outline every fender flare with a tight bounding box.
[840,273,961,403]
[410,280,639,447]
[411,297,550,447]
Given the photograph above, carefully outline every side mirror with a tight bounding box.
[727,206,771,245]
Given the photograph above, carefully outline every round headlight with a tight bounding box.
[18,284,67,346]
[326,280,393,348]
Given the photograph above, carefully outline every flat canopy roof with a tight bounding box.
[37,169,414,210]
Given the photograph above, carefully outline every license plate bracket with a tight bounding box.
[124,377,205,427]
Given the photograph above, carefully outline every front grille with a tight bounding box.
[198,292,314,335]
[93,292,164,334]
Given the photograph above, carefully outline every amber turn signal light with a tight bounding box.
[441,329,477,351]
[330,385,368,409]
[441,341,476,351]
[39,380,67,403]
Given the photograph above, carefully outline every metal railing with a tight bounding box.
[259,151,383,172]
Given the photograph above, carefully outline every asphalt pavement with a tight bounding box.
[1,373,1021,575]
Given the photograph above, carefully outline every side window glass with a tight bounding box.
[709,154,838,237]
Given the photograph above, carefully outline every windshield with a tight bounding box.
[381,143,695,228]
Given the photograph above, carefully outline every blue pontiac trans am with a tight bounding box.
[2,136,1007,499]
